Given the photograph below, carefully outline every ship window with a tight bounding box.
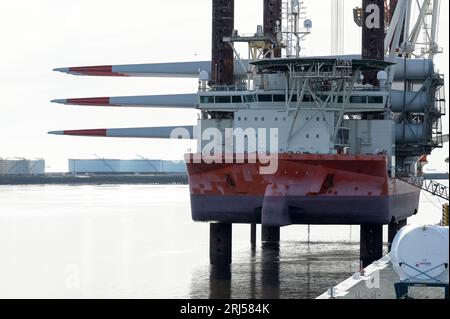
[258,95,272,102]
[232,96,242,103]
[255,117,258,121]
[316,117,320,121]
[306,134,310,139]
[302,94,313,102]
[316,134,320,138]
[337,96,344,103]
[244,95,256,103]
[290,95,298,102]
[274,117,278,121]
[244,117,248,121]
[306,117,309,121]
[215,96,231,103]
[368,96,384,104]
[200,96,214,104]
[261,117,265,121]
[350,96,367,104]
[283,117,286,121]
[273,94,286,102]
[237,117,241,121]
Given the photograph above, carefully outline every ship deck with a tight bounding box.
[316,255,448,299]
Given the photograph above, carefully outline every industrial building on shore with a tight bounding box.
[0,158,45,175]
[1,158,186,175]
[68,159,186,174]
[0,158,188,185]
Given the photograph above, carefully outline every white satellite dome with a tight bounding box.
[391,225,449,283]
[377,70,388,81]
[304,19,312,29]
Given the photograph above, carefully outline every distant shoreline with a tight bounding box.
[0,172,447,186]
[0,173,189,186]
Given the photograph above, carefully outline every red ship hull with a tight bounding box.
[185,154,421,225]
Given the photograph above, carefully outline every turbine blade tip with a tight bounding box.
[51,99,67,104]
[48,130,64,135]
[53,67,69,73]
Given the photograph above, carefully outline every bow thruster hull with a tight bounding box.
[185,154,420,226]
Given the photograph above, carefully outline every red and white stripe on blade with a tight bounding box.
[53,61,211,78]
[48,126,196,139]
[51,94,197,108]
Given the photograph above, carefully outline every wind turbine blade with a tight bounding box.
[53,60,249,78]
[48,126,196,139]
[51,94,198,108]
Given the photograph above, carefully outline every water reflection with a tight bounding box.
[261,244,280,299]
[0,185,443,298]
[209,265,232,299]
[190,242,358,299]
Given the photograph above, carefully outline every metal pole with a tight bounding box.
[210,223,232,265]
[211,0,235,86]
[264,0,282,57]
[251,223,257,250]
[261,226,280,247]
[388,219,407,251]
[360,224,383,268]
[362,0,385,85]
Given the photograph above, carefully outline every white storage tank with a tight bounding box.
[391,225,449,283]
[0,158,45,175]
[28,159,45,175]
[68,159,187,174]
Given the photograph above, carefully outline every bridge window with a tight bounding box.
[244,95,256,103]
[200,96,214,103]
[290,95,298,102]
[350,96,367,104]
[232,96,242,103]
[258,95,272,102]
[337,96,344,103]
[302,94,313,102]
[368,96,384,104]
[273,94,286,102]
[215,96,231,103]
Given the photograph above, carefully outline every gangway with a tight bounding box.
[398,175,449,201]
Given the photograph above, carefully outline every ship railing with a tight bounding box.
[207,85,249,92]
[290,71,352,79]
[307,85,385,93]
[351,86,383,92]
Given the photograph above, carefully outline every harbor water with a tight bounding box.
[0,183,446,298]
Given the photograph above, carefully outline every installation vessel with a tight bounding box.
[50,0,445,229]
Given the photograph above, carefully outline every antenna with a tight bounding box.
[280,0,311,57]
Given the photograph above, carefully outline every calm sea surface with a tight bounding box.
[0,183,446,298]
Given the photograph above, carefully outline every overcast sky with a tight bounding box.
[0,0,448,172]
